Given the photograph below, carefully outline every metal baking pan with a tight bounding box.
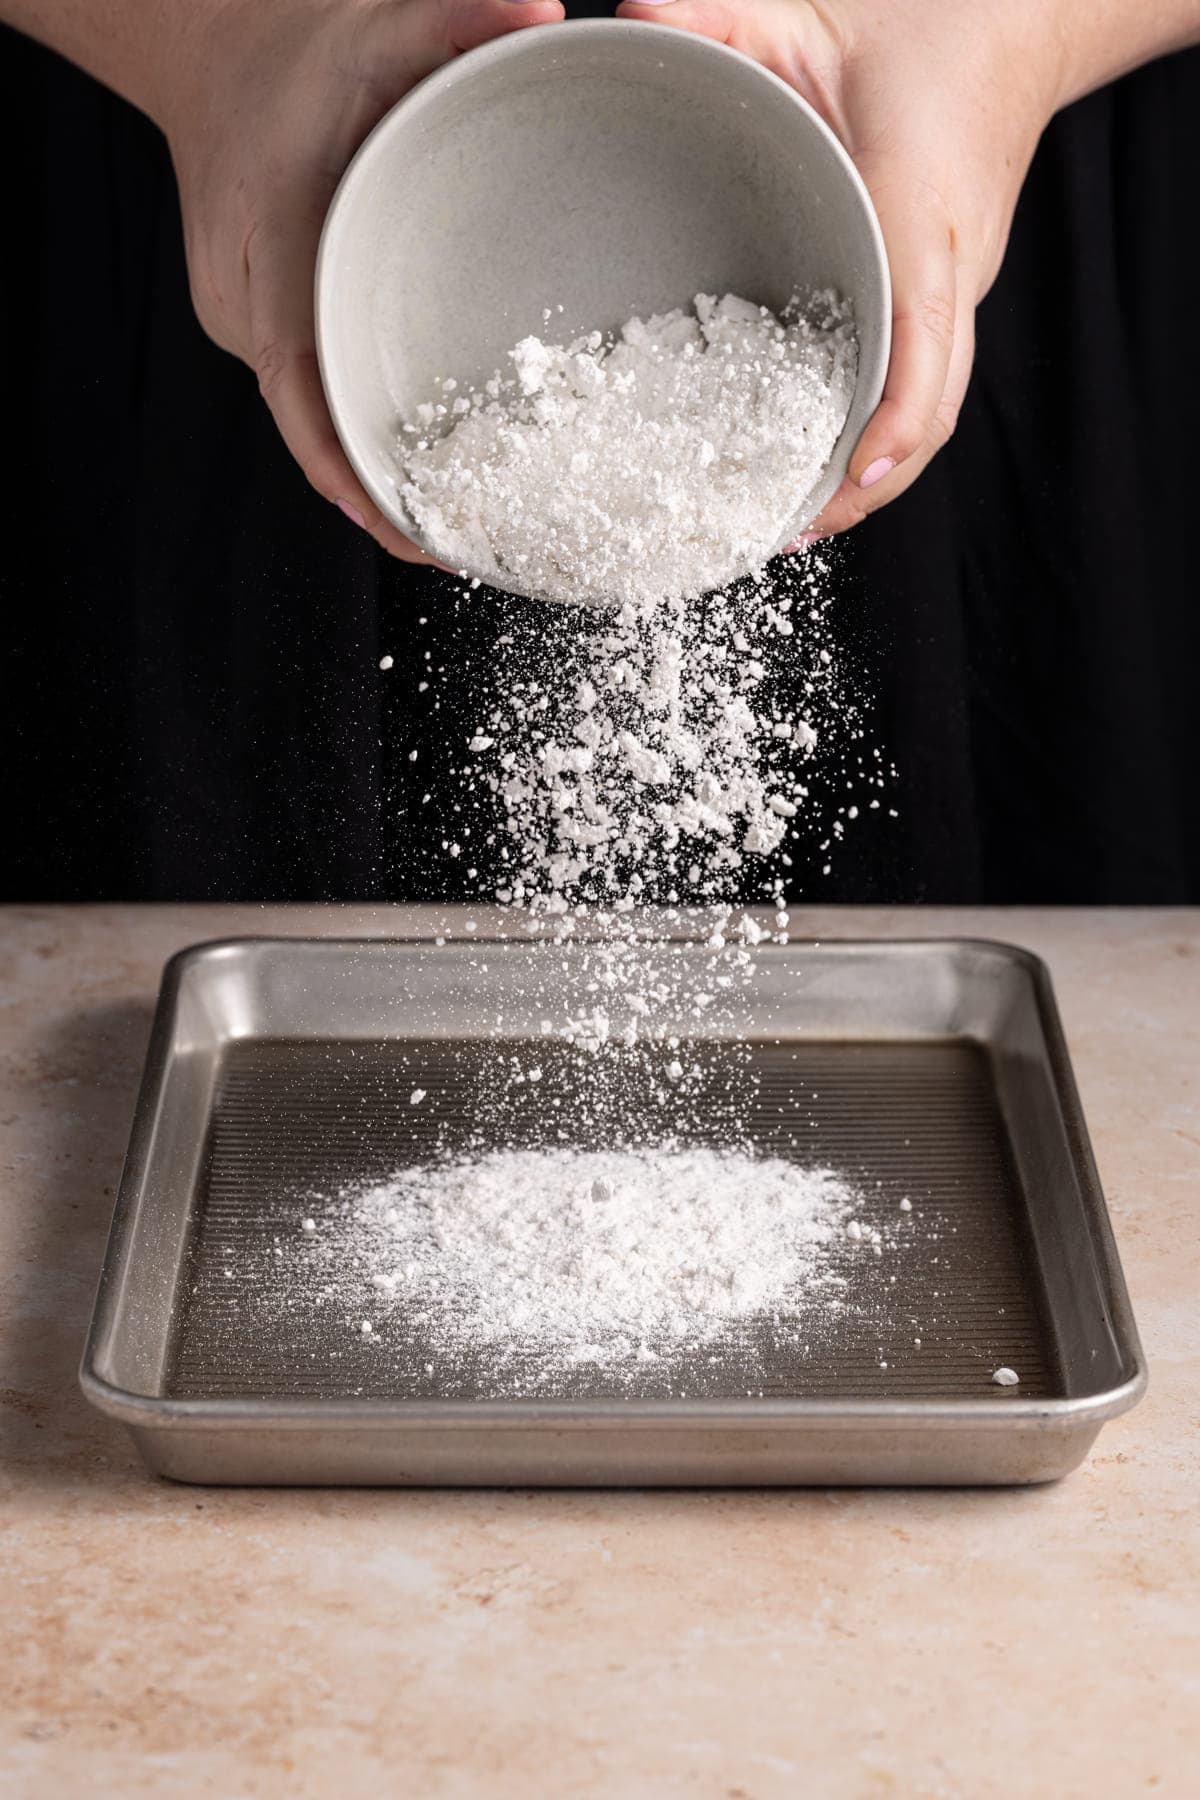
[81,935,1145,1485]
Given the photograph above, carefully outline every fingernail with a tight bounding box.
[858,456,895,490]
[336,498,366,528]
[783,531,824,554]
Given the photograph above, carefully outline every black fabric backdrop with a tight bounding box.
[2,15,1198,904]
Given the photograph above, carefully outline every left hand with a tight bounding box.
[158,0,565,563]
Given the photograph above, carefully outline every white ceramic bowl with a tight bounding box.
[316,18,890,595]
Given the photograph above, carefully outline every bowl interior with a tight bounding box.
[317,19,889,581]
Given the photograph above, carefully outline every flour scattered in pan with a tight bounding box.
[307,1146,863,1391]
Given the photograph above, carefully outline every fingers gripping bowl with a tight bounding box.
[315,19,890,601]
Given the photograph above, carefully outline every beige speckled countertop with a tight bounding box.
[2,905,1198,1798]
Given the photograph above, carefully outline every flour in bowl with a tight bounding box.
[396,291,856,606]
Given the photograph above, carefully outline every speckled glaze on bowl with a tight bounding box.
[315,18,890,599]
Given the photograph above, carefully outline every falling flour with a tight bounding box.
[397,291,856,607]
[470,579,832,910]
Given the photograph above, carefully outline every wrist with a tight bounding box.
[1029,0,1200,114]
[0,1,199,129]
[986,0,1075,125]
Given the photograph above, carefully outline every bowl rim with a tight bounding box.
[314,16,891,592]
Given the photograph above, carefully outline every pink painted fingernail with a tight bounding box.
[336,498,366,528]
[858,456,895,490]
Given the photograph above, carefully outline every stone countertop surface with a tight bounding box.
[1,904,1197,1799]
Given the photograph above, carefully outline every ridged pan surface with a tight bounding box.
[171,1038,1056,1404]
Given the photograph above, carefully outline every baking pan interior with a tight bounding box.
[86,938,1139,1411]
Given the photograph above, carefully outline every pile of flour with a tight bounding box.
[324,1146,861,1384]
[397,291,856,607]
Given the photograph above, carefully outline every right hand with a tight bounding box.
[155,0,563,561]
[618,0,1061,543]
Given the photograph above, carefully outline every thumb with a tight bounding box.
[444,0,565,57]
[615,1,738,38]
[356,1,564,104]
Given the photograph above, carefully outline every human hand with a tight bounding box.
[618,0,1064,539]
[155,0,563,561]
